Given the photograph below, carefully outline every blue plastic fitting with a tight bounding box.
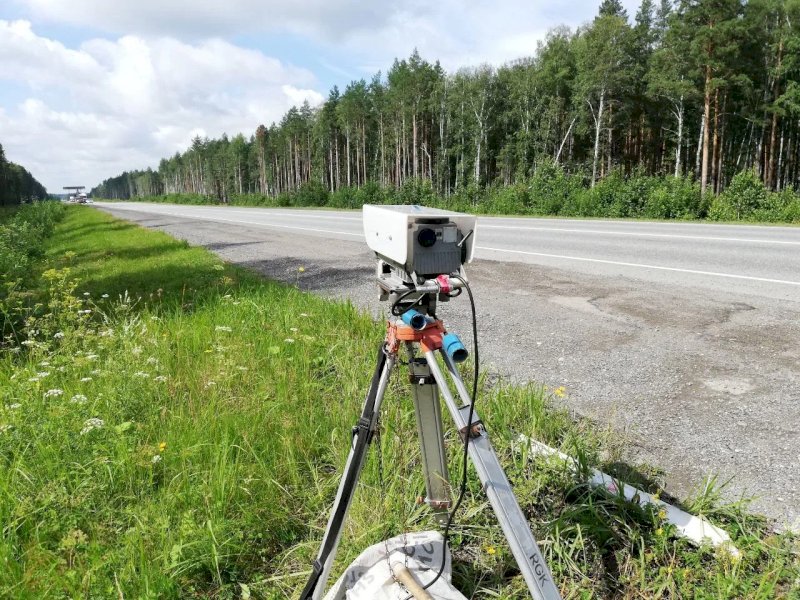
[443,333,468,363]
[401,309,429,331]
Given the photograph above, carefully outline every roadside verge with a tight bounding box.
[1,206,796,598]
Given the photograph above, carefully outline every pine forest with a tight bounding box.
[92,0,800,222]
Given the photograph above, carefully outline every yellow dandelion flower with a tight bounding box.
[158,442,167,453]
[298,266,305,273]
[553,386,566,398]
[656,527,664,536]
[658,509,667,520]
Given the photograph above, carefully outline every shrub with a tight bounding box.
[528,161,582,215]
[289,181,327,207]
[355,180,387,206]
[450,182,483,211]
[610,170,654,217]
[584,169,627,217]
[779,192,800,223]
[396,178,438,206]
[329,187,359,209]
[0,201,66,341]
[710,169,768,220]
[644,177,703,219]
[484,183,528,215]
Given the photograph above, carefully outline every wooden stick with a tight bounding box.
[390,562,435,600]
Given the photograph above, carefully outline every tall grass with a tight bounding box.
[0,207,796,598]
[1,201,66,344]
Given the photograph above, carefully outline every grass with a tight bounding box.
[0,206,797,598]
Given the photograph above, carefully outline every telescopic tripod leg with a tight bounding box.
[407,348,451,525]
[299,344,396,600]
[425,348,562,600]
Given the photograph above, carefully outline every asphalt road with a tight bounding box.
[95,202,800,528]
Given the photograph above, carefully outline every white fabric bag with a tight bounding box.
[323,531,467,600]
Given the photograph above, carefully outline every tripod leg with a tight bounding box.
[299,344,396,600]
[407,345,451,524]
[424,349,562,600]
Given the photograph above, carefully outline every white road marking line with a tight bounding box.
[108,204,799,245]
[98,205,799,286]
[111,207,364,238]
[479,224,800,245]
[223,209,361,222]
[476,245,800,287]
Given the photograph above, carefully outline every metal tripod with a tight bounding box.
[299,289,562,600]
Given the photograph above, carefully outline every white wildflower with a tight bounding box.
[44,389,64,398]
[154,375,167,383]
[80,418,105,435]
[133,371,150,378]
[131,346,142,356]
[300,313,309,317]
[86,354,98,361]
[70,394,88,405]
[151,454,162,464]
[53,331,65,339]
[290,327,298,333]
[37,371,50,378]
[146,357,158,365]
[91,369,101,375]
[215,326,232,333]
[80,377,93,383]
[9,347,21,354]
[79,309,92,315]
[101,293,109,299]
[284,338,295,343]
[21,340,36,346]
[0,424,13,434]
[28,377,40,383]
[8,403,21,410]
[40,361,51,367]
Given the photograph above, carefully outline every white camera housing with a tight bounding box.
[363,205,477,281]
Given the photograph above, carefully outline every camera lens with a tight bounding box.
[418,228,437,248]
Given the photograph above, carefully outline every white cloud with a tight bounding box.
[282,85,325,107]
[0,20,323,190]
[16,0,398,40]
[0,19,101,87]
[14,0,643,68]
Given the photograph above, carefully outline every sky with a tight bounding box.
[0,0,642,192]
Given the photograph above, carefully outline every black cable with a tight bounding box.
[390,287,426,317]
[401,274,478,598]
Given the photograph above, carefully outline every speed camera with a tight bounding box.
[363,205,477,282]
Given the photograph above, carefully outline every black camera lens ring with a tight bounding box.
[417,227,437,248]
